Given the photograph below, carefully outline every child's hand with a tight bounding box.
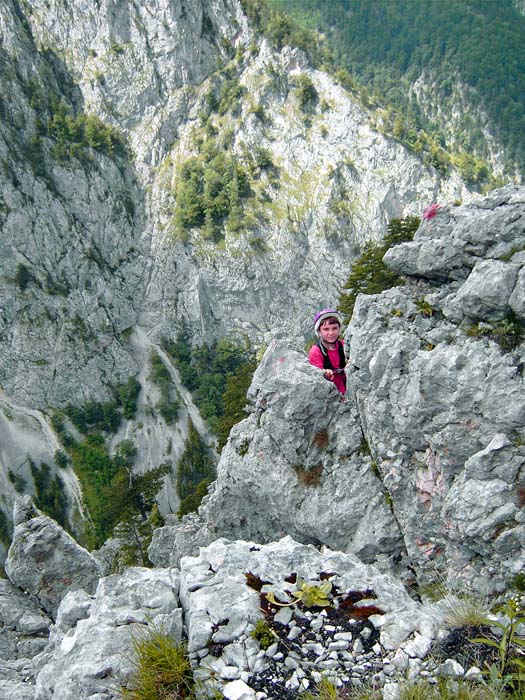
[324,369,334,379]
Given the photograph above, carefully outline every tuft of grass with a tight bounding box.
[441,592,490,629]
[398,678,497,700]
[122,626,195,700]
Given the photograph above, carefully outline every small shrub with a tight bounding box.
[123,626,195,700]
[177,478,212,518]
[415,298,435,317]
[237,438,250,456]
[338,216,420,321]
[30,460,68,527]
[509,572,525,592]
[8,468,26,493]
[65,400,121,434]
[54,450,70,469]
[176,420,216,511]
[117,377,141,420]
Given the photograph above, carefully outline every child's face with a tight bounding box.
[319,318,340,343]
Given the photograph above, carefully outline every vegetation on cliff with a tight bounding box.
[267,0,525,182]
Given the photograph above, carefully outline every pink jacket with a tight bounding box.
[308,341,346,394]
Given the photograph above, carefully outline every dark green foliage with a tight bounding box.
[117,376,141,420]
[54,450,70,469]
[252,146,273,170]
[46,97,126,160]
[149,351,179,424]
[268,0,525,180]
[294,74,318,111]
[162,336,255,437]
[70,434,119,545]
[217,77,245,115]
[30,460,68,527]
[65,400,121,434]
[174,141,250,240]
[251,619,276,649]
[338,216,420,321]
[108,456,170,567]
[20,78,127,167]
[241,0,327,65]
[177,478,212,519]
[176,420,216,506]
[50,414,65,433]
[8,468,26,493]
[0,509,11,548]
[216,359,257,449]
[70,434,169,549]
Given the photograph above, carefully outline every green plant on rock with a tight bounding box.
[295,74,318,111]
[300,676,340,700]
[173,141,250,240]
[250,619,277,649]
[148,351,179,425]
[465,314,524,353]
[267,576,332,608]
[415,298,435,317]
[470,597,525,692]
[441,591,490,629]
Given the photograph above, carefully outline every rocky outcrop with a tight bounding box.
[154,186,525,595]
[5,498,102,619]
[180,342,402,567]
[0,506,463,700]
[353,185,525,593]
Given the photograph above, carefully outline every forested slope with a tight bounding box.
[268,0,525,183]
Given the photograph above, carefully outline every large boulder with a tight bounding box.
[5,498,102,619]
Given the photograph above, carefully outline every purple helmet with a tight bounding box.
[314,308,343,335]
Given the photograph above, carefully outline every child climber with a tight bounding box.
[308,309,347,395]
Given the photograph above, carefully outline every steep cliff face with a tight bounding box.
[1,0,468,409]
[0,0,471,537]
[159,186,525,594]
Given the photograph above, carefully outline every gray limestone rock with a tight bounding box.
[34,567,182,700]
[5,499,103,619]
[443,259,520,322]
[0,580,51,661]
